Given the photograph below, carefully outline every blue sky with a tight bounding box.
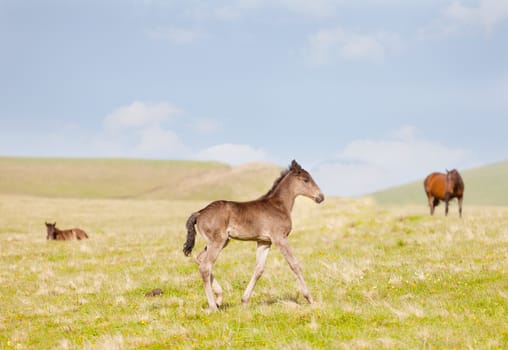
[1,0,507,196]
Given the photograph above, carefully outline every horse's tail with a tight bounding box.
[183,212,200,256]
[423,173,434,193]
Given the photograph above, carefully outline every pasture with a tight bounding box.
[0,158,507,349]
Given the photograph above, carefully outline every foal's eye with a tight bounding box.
[304,178,309,183]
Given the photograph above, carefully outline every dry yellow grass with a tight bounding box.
[0,157,281,200]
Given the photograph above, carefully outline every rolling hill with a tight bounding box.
[0,157,282,201]
[372,160,508,206]
[2,157,506,206]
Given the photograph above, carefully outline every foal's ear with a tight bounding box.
[290,160,302,172]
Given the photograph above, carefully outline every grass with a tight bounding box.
[1,193,507,349]
[372,160,508,206]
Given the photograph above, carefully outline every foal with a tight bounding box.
[45,222,89,240]
[183,160,324,311]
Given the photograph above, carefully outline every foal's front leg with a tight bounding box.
[274,238,314,304]
[242,241,271,305]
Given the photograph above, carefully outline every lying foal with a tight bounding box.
[45,222,89,240]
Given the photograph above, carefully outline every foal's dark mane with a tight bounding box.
[259,168,290,199]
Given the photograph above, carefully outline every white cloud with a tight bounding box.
[148,27,201,44]
[104,101,180,129]
[213,0,261,20]
[195,143,269,165]
[447,0,508,32]
[95,101,189,158]
[277,0,337,17]
[313,162,388,198]
[97,102,267,163]
[135,125,188,157]
[98,103,262,163]
[313,126,474,197]
[420,0,508,38]
[306,28,402,64]
[206,0,337,20]
[191,118,221,134]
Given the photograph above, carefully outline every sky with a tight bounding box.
[1,0,507,196]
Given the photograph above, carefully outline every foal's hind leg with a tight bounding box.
[196,248,224,307]
[210,274,223,307]
[198,242,224,311]
[242,241,271,305]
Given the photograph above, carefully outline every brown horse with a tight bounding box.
[183,160,324,311]
[423,169,464,217]
[45,222,89,240]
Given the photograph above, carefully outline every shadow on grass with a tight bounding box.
[260,293,301,306]
[202,294,303,312]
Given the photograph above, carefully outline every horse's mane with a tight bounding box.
[259,166,292,199]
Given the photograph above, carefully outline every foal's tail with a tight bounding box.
[183,212,200,256]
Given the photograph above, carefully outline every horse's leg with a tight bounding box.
[210,274,223,307]
[274,238,313,304]
[445,196,449,216]
[432,198,440,215]
[241,241,271,305]
[194,248,206,264]
[198,242,224,311]
[427,193,434,215]
[458,196,463,218]
[195,247,223,306]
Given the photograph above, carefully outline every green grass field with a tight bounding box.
[1,158,507,349]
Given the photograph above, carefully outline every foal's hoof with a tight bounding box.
[215,297,223,307]
[204,302,220,313]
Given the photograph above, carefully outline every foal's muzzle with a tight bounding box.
[315,193,325,203]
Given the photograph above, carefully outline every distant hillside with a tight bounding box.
[0,157,282,201]
[372,160,508,206]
